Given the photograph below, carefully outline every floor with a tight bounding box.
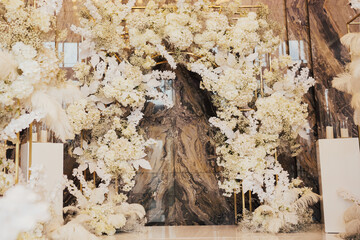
[103,225,342,240]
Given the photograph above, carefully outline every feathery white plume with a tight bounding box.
[341,33,360,56]
[293,191,320,210]
[332,72,352,94]
[46,82,82,105]
[30,91,74,141]
[0,49,18,81]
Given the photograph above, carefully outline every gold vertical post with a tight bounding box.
[249,190,252,212]
[275,149,279,183]
[234,190,237,224]
[15,132,20,184]
[80,130,83,191]
[241,183,245,218]
[283,0,290,55]
[115,176,119,193]
[28,123,33,179]
[305,0,314,72]
[93,172,96,185]
[259,61,264,97]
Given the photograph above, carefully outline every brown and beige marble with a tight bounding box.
[128,65,232,225]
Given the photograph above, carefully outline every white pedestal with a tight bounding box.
[20,142,63,217]
[317,138,360,233]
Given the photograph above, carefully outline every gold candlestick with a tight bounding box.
[28,123,33,179]
[15,132,20,184]
[234,190,237,224]
[241,183,245,219]
[249,190,252,212]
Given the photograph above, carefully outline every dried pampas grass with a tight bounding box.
[333,73,352,94]
[333,33,360,125]
[341,33,360,56]
[29,91,74,141]
[0,49,18,81]
[293,191,321,210]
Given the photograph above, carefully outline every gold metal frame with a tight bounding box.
[347,13,360,33]
[15,132,20,184]
[28,123,33,179]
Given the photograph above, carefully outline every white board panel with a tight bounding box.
[21,142,64,217]
[317,138,360,233]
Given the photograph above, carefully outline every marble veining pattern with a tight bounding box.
[128,66,232,225]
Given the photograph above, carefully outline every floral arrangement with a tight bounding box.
[126,0,317,232]
[0,0,79,141]
[61,0,175,237]
[0,0,320,237]
[349,0,360,9]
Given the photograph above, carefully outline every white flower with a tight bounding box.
[12,42,37,60]
[0,185,50,240]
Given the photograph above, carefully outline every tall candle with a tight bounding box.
[341,128,349,138]
[32,132,38,142]
[326,126,334,139]
[40,130,47,143]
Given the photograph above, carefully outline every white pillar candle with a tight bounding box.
[32,133,38,142]
[326,126,334,139]
[341,128,349,138]
[40,130,47,143]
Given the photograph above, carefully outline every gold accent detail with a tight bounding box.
[80,130,83,191]
[234,190,237,224]
[275,149,278,184]
[347,13,360,33]
[155,60,168,66]
[241,182,245,218]
[249,190,252,212]
[238,5,262,9]
[239,108,254,112]
[29,123,33,179]
[284,0,290,55]
[15,132,20,184]
[257,59,265,98]
[115,176,119,193]
[305,0,314,72]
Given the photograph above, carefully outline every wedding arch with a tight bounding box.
[0,0,319,238]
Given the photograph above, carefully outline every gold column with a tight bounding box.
[234,190,237,223]
[15,132,20,184]
[283,0,290,55]
[115,176,119,194]
[249,190,252,212]
[28,123,33,179]
[80,130,84,191]
[305,0,314,72]
[275,149,278,184]
[241,182,245,219]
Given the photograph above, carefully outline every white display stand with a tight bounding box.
[317,138,360,233]
[21,142,64,217]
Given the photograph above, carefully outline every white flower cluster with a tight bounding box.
[1,111,45,140]
[350,0,360,9]
[0,0,80,141]
[69,1,318,233]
